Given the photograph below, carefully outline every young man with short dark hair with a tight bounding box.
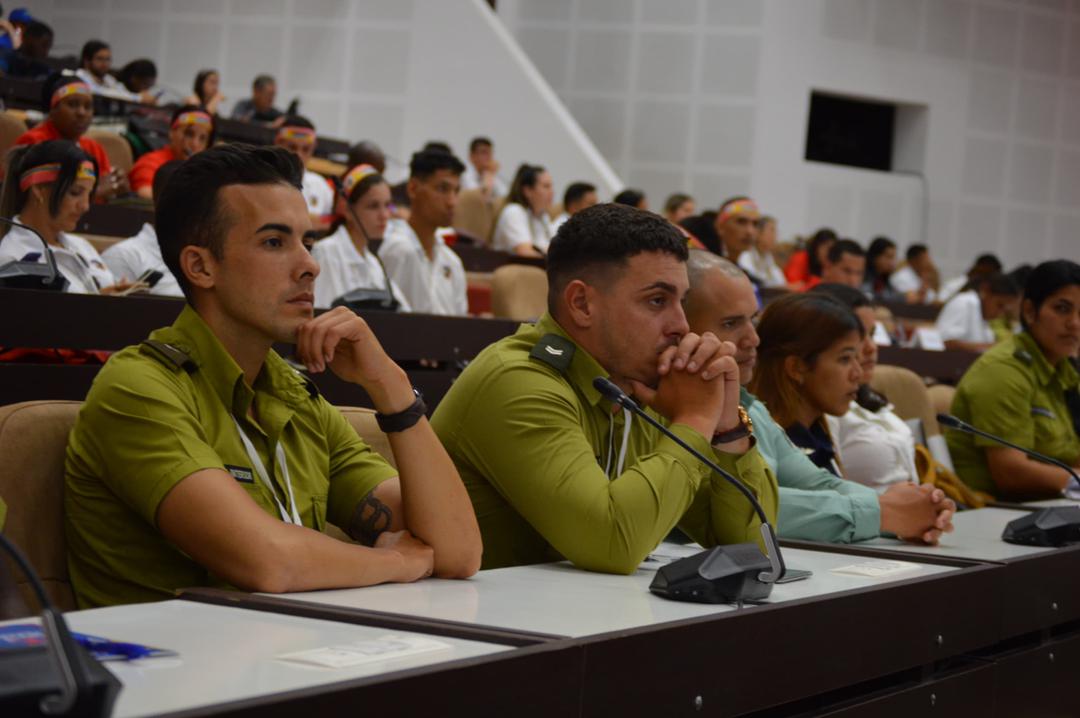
[273,114,335,225]
[936,273,1020,352]
[890,244,939,303]
[65,143,481,608]
[432,203,777,573]
[815,239,866,289]
[460,136,506,199]
[75,39,153,104]
[379,148,469,316]
[552,181,598,230]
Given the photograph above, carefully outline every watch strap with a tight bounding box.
[375,390,426,433]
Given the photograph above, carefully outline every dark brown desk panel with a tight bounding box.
[815,659,995,718]
[877,345,979,384]
[576,561,1000,718]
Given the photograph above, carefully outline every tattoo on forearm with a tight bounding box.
[347,491,393,546]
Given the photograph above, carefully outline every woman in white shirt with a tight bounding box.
[737,215,788,288]
[311,163,410,311]
[934,274,1020,352]
[0,141,132,295]
[491,163,555,258]
[811,284,920,492]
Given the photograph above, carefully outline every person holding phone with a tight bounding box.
[13,73,130,202]
[311,164,410,310]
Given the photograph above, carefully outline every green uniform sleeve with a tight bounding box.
[962,361,1036,450]
[677,444,780,549]
[67,356,226,528]
[448,365,712,575]
[322,401,399,532]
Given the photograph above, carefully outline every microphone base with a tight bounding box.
[649,544,774,604]
[1002,506,1080,547]
[0,645,120,717]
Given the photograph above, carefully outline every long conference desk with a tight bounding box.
[8,502,1076,717]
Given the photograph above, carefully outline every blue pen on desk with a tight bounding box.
[0,624,176,661]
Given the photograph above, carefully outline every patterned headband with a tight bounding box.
[341,164,379,197]
[18,160,96,191]
[171,111,213,130]
[717,198,760,224]
[276,126,316,145]
[50,82,91,108]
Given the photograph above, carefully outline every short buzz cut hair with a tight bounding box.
[905,243,928,262]
[685,249,747,290]
[546,203,689,315]
[563,181,596,209]
[827,238,865,264]
[155,143,303,303]
[409,148,465,180]
[253,74,275,90]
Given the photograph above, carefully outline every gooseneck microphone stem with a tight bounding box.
[937,413,1080,489]
[593,377,786,583]
[0,215,63,287]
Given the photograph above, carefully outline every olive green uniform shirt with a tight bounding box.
[431,313,778,574]
[65,305,397,608]
[948,331,1080,498]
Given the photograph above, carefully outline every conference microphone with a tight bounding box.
[0,216,69,292]
[937,413,1080,547]
[593,376,790,604]
[0,534,120,716]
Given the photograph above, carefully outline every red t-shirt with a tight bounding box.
[129,146,178,193]
[13,120,113,177]
[784,249,810,284]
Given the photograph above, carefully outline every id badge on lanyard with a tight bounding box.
[232,418,302,525]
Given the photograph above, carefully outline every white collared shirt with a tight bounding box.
[935,289,995,345]
[302,169,335,218]
[460,164,508,197]
[738,247,787,288]
[0,217,114,294]
[889,265,938,303]
[75,68,140,103]
[826,401,918,493]
[101,223,183,297]
[378,221,467,316]
[311,225,411,310]
[492,202,555,254]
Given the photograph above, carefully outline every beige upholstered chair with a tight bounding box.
[0,111,28,166]
[927,384,957,419]
[0,401,82,616]
[869,365,941,440]
[86,129,134,173]
[491,264,548,321]
[453,188,497,245]
[0,402,394,618]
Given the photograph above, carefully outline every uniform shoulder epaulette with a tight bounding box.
[529,333,576,374]
[140,339,198,373]
[1013,348,1034,365]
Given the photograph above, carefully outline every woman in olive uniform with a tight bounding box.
[947,260,1080,500]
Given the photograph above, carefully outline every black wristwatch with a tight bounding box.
[375,389,427,433]
[712,405,753,445]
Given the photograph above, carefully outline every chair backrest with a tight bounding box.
[926,384,957,420]
[869,365,941,438]
[86,129,134,173]
[453,188,496,246]
[0,401,81,617]
[491,264,548,321]
[0,112,28,164]
[338,407,397,469]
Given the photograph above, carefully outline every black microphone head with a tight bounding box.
[936,413,962,429]
[592,376,626,403]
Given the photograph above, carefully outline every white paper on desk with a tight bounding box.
[277,634,451,668]
[829,560,923,579]
[1065,486,1080,501]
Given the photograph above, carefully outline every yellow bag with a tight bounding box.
[914,445,993,509]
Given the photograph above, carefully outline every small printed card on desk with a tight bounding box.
[829,560,923,579]
[277,634,451,668]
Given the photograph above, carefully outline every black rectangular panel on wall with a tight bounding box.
[805,92,896,171]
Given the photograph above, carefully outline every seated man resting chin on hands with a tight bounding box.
[431,203,778,574]
[65,143,481,608]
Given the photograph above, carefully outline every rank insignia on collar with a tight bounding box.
[529,333,576,373]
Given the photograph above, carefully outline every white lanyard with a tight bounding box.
[232,418,302,525]
[604,408,633,479]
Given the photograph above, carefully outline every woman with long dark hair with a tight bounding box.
[184,69,224,115]
[783,227,836,291]
[491,163,555,257]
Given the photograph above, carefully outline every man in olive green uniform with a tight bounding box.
[948,260,1080,500]
[432,203,777,574]
[65,144,480,608]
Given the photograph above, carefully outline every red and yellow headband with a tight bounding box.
[276,126,316,146]
[50,82,91,108]
[341,163,379,197]
[171,111,213,130]
[19,160,96,191]
[717,198,760,224]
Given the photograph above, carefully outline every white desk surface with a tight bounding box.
[1025,497,1078,508]
[7,600,508,718]
[858,507,1060,561]
[271,545,957,639]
